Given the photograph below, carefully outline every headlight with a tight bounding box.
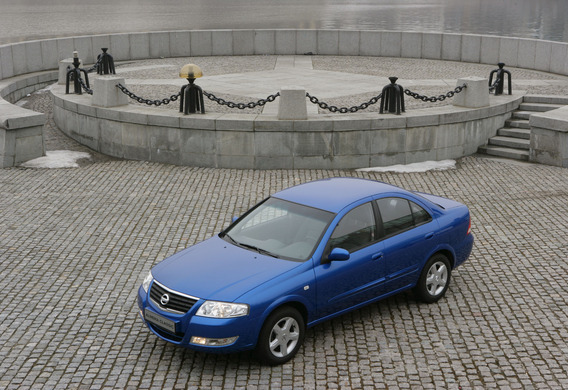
[142,271,153,293]
[196,301,249,318]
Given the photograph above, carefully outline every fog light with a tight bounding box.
[190,336,238,347]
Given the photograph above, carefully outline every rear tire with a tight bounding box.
[414,254,451,303]
[255,307,305,365]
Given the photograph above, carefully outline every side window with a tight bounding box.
[410,201,432,225]
[376,197,413,236]
[328,202,376,253]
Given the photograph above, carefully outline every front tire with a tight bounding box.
[255,307,305,365]
[414,254,451,303]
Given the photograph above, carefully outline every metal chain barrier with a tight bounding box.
[203,91,280,109]
[116,83,181,106]
[306,92,383,113]
[85,56,103,73]
[91,83,468,112]
[77,76,93,95]
[404,83,467,102]
[489,77,501,92]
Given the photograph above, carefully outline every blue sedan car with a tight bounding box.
[137,177,473,365]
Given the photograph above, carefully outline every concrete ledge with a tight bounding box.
[0,100,45,168]
[530,106,568,167]
[51,83,521,169]
[0,71,58,103]
[0,71,55,167]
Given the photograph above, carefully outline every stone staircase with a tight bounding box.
[478,95,568,161]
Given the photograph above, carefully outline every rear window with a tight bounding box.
[376,198,413,236]
[376,197,432,237]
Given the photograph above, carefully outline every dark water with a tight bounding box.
[0,0,567,44]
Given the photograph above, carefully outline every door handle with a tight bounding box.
[372,253,384,261]
[425,232,434,240]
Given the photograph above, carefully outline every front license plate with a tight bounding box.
[145,309,177,334]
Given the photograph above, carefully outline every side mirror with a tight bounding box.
[328,247,350,261]
[231,216,239,223]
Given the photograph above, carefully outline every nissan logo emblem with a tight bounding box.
[160,293,170,306]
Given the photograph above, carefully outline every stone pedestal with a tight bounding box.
[278,86,308,120]
[92,77,129,108]
[453,77,489,108]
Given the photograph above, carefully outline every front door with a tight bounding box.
[314,202,387,318]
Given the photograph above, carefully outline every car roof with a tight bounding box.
[272,177,405,213]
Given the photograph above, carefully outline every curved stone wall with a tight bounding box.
[2,29,568,168]
[2,30,568,79]
[51,83,522,169]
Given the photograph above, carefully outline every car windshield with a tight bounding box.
[221,197,335,261]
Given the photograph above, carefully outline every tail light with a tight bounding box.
[466,215,471,235]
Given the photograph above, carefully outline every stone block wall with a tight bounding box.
[50,83,521,169]
[530,106,568,168]
[2,30,568,82]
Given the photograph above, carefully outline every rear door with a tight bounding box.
[375,196,439,292]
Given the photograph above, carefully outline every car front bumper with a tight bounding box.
[137,285,258,353]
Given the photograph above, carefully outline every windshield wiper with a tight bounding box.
[223,233,239,245]
[231,238,278,257]
[225,235,279,258]
[254,247,280,258]
[239,242,279,258]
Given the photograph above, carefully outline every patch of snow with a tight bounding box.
[36,85,55,93]
[20,150,91,169]
[357,160,456,173]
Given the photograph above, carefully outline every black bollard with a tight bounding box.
[180,79,205,114]
[488,62,512,95]
[380,77,405,115]
[66,51,90,95]
[179,64,205,114]
[97,48,116,75]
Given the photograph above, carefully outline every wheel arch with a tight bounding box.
[434,248,455,268]
[254,299,309,365]
[251,296,311,348]
[263,300,309,329]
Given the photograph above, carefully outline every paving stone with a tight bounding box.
[1,62,568,388]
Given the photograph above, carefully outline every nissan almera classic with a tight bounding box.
[137,177,473,365]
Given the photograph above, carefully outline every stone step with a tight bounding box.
[478,145,530,161]
[523,95,568,105]
[519,102,564,112]
[489,136,530,150]
[477,94,568,163]
[506,119,530,129]
[498,127,531,140]
[511,111,531,120]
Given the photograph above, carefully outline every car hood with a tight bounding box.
[151,236,303,301]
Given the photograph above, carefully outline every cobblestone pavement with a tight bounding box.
[1,67,568,389]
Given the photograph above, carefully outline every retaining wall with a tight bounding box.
[1,29,568,168]
[530,106,568,168]
[0,72,57,167]
[2,30,568,78]
[51,83,522,169]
